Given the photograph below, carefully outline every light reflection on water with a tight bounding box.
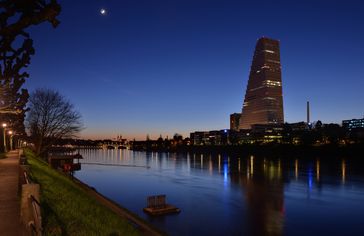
[75,149,364,236]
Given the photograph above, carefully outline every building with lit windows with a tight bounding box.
[342,118,364,131]
[239,37,284,129]
[190,130,229,145]
[249,124,284,143]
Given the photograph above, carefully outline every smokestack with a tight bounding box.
[307,101,310,124]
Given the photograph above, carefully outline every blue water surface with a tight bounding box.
[74,149,364,236]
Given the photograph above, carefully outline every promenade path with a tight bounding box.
[0,150,21,236]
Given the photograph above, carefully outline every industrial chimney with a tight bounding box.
[307,101,310,124]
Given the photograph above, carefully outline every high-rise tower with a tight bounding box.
[239,37,284,129]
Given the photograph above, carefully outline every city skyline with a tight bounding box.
[25,0,364,140]
[3,2,364,235]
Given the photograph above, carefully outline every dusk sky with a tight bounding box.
[26,0,364,140]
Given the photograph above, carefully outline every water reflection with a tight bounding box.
[76,150,364,236]
[223,157,228,185]
[294,159,298,179]
[316,159,320,181]
[230,157,284,236]
[342,159,346,184]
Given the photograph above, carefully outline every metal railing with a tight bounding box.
[22,170,43,236]
[24,171,30,184]
[28,194,42,236]
[147,194,166,209]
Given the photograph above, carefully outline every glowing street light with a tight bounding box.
[2,123,7,152]
[8,130,13,150]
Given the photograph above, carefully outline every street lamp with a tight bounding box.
[8,130,13,151]
[2,123,7,152]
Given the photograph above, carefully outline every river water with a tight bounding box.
[74,149,364,236]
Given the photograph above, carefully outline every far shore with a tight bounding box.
[129,144,364,158]
[49,143,364,159]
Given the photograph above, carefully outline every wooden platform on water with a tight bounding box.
[143,194,180,216]
[143,204,180,216]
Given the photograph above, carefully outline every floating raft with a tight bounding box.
[143,204,181,216]
[143,195,181,216]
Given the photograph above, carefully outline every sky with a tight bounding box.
[26,0,364,140]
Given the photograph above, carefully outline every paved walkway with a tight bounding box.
[0,150,20,236]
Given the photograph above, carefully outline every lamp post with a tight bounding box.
[2,123,7,152]
[8,130,13,151]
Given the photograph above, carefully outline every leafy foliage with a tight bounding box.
[0,0,61,135]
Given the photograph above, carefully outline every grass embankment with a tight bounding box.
[24,149,139,236]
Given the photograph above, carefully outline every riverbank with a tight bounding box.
[71,177,165,236]
[24,149,163,235]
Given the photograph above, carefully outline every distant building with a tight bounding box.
[250,124,284,142]
[229,129,252,144]
[190,130,229,145]
[342,118,364,131]
[239,37,284,129]
[190,131,210,145]
[289,122,307,131]
[230,113,241,131]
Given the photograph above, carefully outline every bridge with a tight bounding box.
[101,143,128,150]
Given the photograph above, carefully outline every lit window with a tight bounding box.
[263,50,275,54]
[262,80,281,87]
[267,59,280,64]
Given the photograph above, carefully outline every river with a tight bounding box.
[74,149,364,236]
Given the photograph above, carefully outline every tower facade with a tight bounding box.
[239,37,284,129]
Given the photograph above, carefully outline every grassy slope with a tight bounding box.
[24,149,139,236]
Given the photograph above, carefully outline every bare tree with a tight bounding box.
[26,88,82,156]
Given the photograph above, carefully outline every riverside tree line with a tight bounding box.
[0,0,83,157]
